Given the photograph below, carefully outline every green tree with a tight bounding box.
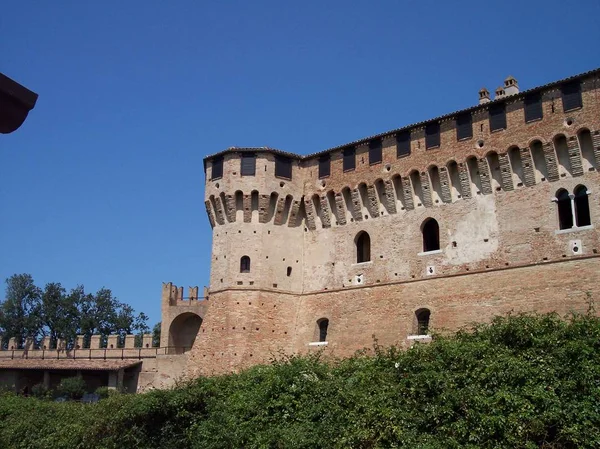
[39,282,80,349]
[0,274,41,348]
[152,321,161,347]
[0,274,149,349]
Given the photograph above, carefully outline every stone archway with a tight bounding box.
[168,312,202,354]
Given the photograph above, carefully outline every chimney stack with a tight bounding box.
[479,87,490,104]
[504,75,519,96]
[495,86,506,99]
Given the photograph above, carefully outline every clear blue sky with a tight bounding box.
[1,0,599,326]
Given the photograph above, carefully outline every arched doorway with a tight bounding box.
[168,312,203,354]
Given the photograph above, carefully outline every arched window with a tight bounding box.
[574,185,591,227]
[415,309,430,336]
[240,256,251,273]
[355,231,371,263]
[556,189,573,230]
[317,318,329,342]
[422,218,440,252]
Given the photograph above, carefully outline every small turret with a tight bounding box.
[479,87,490,104]
[503,75,519,95]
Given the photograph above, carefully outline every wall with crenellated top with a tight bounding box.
[175,68,600,377]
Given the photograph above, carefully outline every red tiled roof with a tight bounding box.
[0,358,142,371]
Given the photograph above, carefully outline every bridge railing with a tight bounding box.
[0,346,192,361]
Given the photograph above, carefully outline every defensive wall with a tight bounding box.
[159,68,600,379]
[0,333,190,393]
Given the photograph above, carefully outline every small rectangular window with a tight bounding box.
[240,153,256,176]
[368,140,382,165]
[396,131,411,158]
[456,113,472,140]
[524,93,543,122]
[211,156,223,180]
[275,155,292,179]
[425,122,440,149]
[343,147,355,171]
[561,81,582,111]
[489,103,506,132]
[318,155,330,178]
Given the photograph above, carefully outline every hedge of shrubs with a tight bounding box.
[0,313,599,448]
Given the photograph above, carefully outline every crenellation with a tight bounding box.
[383,180,397,213]
[205,200,216,228]
[457,163,471,198]
[543,142,560,182]
[190,68,600,379]
[520,148,537,187]
[567,137,584,177]
[498,153,514,191]
[400,177,415,210]
[438,167,453,202]
[365,185,380,217]
[334,193,347,225]
[592,131,600,166]
[212,196,226,225]
[350,189,363,220]
[258,194,270,223]
[243,194,252,223]
[287,200,301,227]
[477,158,493,194]
[319,194,332,227]
[273,196,287,225]
[419,172,433,207]
[304,198,317,230]
[224,194,236,222]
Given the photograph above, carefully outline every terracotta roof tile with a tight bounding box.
[0,358,142,371]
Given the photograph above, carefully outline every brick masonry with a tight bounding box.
[162,69,600,379]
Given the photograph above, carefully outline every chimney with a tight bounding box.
[479,87,490,104]
[495,86,505,99]
[504,75,519,96]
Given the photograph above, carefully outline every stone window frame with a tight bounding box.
[553,185,593,234]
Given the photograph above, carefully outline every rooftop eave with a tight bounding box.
[203,66,600,164]
[0,72,38,134]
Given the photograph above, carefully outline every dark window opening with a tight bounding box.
[318,155,331,178]
[425,122,440,149]
[240,153,256,176]
[396,131,411,158]
[343,147,356,171]
[369,140,382,165]
[415,309,430,336]
[561,81,582,111]
[556,189,572,230]
[356,231,371,263]
[287,266,292,277]
[524,93,543,122]
[574,185,591,227]
[422,218,440,252]
[211,156,223,180]
[489,103,507,131]
[275,156,292,179]
[240,255,251,273]
[318,319,329,342]
[456,113,473,140]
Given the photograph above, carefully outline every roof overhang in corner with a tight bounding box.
[0,72,38,134]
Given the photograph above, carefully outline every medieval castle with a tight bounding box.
[3,68,600,392]
[166,67,600,381]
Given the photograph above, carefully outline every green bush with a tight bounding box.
[95,386,110,399]
[30,383,50,399]
[57,376,86,400]
[0,313,599,448]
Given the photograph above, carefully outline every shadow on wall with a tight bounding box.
[168,313,203,355]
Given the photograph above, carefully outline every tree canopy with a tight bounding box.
[0,274,150,348]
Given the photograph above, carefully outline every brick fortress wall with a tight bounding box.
[167,69,600,377]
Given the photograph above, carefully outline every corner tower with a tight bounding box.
[204,148,307,293]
